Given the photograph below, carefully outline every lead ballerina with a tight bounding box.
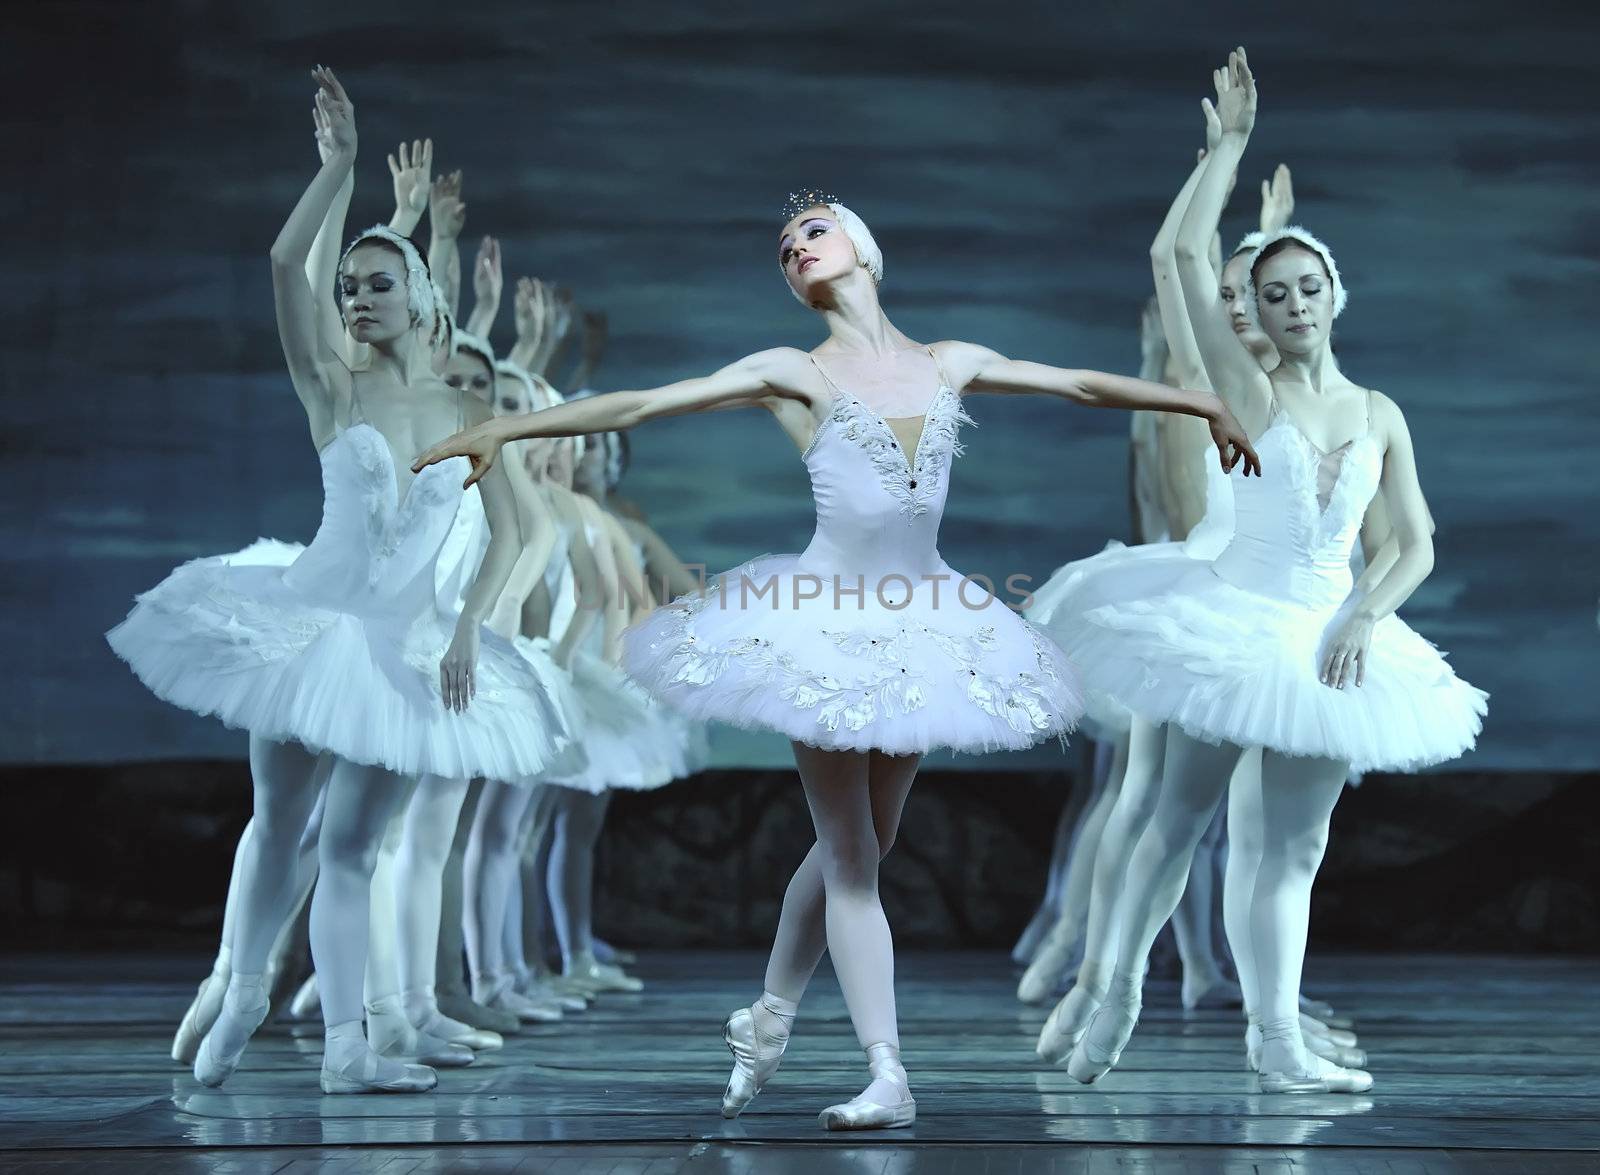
[413,190,1261,1129]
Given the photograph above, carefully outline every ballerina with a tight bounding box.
[168,116,436,1069]
[107,68,576,1093]
[1022,139,1298,1024]
[1048,49,1485,1094]
[413,190,1259,1128]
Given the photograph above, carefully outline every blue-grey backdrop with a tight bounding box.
[5,1,1596,769]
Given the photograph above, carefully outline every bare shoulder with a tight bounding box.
[741,345,827,412]
[929,340,1002,392]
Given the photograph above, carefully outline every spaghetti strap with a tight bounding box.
[808,353,845,398]
[1364,387,1375,434]
[926,344,952,391]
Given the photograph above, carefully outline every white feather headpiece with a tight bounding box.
[1244,225,1348,326]
[781,199,883,306]
[338,225,436,329]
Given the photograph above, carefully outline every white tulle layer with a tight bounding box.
[539,649,680,794]
[621,553,1084,756]
[106,552,577,781]
[1033,546,1486,772]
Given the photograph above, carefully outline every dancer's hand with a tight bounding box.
[1203,47,1256,141]
[413,417,510,488]
[388,139,433,222]
[1321,613,1374,689]
[547,286,575,344]
[312,96,336,163]
[1207,397,1261,476]
[472,236,503,312]
[429,170,466,240]
[515,277,546,345]
[1259,163,1294,234]
[440,624,480,713]
[311,66,356,156]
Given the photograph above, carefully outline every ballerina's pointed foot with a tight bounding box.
[1065,998,1139,1084]
[721,998,792,1119]
[191,978,270,1088]
[1036,984,1102,1064]
[1016,927,1078,1005]
[818,1042,916,1131]
[172,970,227,1065]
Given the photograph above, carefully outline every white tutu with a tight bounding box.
[106,425,576,781]
[1033,420,1485,772]
[1029,461,1236,741]
[623,552,1082,757]
[541,648,670,794]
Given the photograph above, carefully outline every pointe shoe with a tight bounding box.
[818,1042,916,1131]
[366,998,475,1068]
[436,987,521,1035]
[1182,973,1244,1012]
[172,970,228,1065]
[403,987,502,1052]
[1036,984,1103,1064]
[563,952,643,994]
[1301,1014,1358,1048]
[286,973,321,1022]
[1066,998,1139,1084]
[1305,1032,1367,1069]
[591,938,638,967]
[721,1001,791,1118]
[320,1042,437,1094]
[519,973,588,1014]
[1299,993,1339,1021]
[475,973,563,1023]
[192,980,270,1088]
[1016,924,1078,1005]
[1256,1033,1370,1094]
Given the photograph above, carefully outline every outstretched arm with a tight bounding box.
[412,347,813,486]
[270,67,358,445]
[941,340,1260,476]
[1320,396,1436,689]
[1174,49,1273,424]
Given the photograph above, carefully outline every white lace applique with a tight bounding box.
[826,385,977,518]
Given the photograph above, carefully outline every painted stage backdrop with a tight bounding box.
[4,1,1596,770]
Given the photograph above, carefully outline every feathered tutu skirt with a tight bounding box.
[1029,545,1486,773]
[107,546,578,782]
[621,553,1084,756]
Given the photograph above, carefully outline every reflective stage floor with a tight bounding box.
[1,950,1596,1172]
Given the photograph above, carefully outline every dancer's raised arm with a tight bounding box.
[270,67,358,443]
[413,347,815,486]
[428,169,466,318]
[937,341,1259,475]
[305,97,357,369]
[464,236,503,339]
[1174,49,1274,427]
[386,138,432,236]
